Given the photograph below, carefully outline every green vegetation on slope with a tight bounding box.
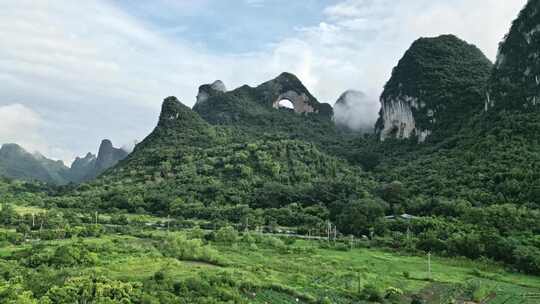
[489,0,540,110]
[375,34,493,141]
[2,3,540,303]
[0,144,70,185]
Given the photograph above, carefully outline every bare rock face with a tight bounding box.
[272,90,315,113]
[196,80,227,105]
[375,35,492,142]
[378,95,424,141]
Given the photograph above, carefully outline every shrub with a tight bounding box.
[187,226,205,240]
[214,226,238,244]
[464,280,490,302]
[261,236,286,249]
[110,214,129,225]
[320,297,333,304]
[241,232,256,244]
[410,295,424,304]
[282,237,296,246]
[334,243,350,251]
[44,276,139,303]
[358,284,383,302]
[385,286,404,300]
[513,245,540,275]
[51,243,98,267]
[154,270,166,282]
[160,234,222,265]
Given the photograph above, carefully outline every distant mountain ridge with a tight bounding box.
[0,139,129,184]
[0,143,69,184]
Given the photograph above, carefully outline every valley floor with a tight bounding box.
[1,216,539,304]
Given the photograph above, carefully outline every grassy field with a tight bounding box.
[3,231,539,304]
[2,205,539,303]
[12,205,45,215]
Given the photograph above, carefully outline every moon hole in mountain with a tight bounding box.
[277,99,295,110]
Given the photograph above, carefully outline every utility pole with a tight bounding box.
[427,252,432,280]
[95,211,98,225]
[31,213,35,228]
[327,221,331,242]
[167,214,170,232]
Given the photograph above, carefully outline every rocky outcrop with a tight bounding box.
[260,73,332,115]
[375,35,492,142]
[69,139,129,182]
[69,152,96,182]
[378,95,425,141]
[94,139,128,175]
[193,72,333,125]
[196,80,227,105]
[134,96,215,153]
[488,0,540,110]
[272,90,314,113]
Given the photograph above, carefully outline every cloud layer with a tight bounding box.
[0,0,526,163]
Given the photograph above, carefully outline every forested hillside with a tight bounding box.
[2,1,540,303]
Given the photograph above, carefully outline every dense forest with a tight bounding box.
[2,1,540,303]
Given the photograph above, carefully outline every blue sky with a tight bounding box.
[116,0,332,54]
[0,0,527,164]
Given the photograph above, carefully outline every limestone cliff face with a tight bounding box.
[375,35,492,142]
[378,95,430,141]
[488,0,540,110]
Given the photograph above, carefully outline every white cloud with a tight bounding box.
[0,103,75,164]
[0,104,42,146]
[334,91,379,132]
[277,0,527,127]
[0,0,527,162]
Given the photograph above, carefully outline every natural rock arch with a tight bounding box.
[272,90,315,114]
[276,99,294,109]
